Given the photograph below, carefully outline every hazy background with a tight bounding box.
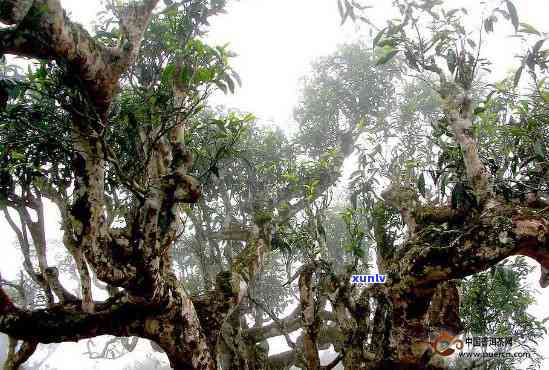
[0,0,547,368]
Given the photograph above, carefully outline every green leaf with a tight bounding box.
[353,245,365,258]
[404,50,419,70]
[232,71,242,87]
[37,3,49,15]
[450,183,466,209]
[377,38,397,48]
[373,28,387,48]
[350,170,362,180]
[484,18,494,33]
[161,64,176,84]
[519,22,540,35]
[446,49,457,74]
[485,90,496,103]
[215,80,228,94]
[11,151,24,161]
[532,39,546,54]
[505,1,519,31]
[350,191,358,209]
[337,0,344,18]
[417,173,426,198]
[351,1,372,11]
[376,47,399,65]
[513,65,523,87]
[446,9,459,18]
[339,0,353,25]
[282,172,299,183]
[213,132,228,140]
[346,0,356,22]
[525,51,536,70]
[439,173,448,196]
[196,68,214,83]
[224,75,236,94]
[473,106,485,115]
[34,64,47,80]
[165,6,178,17]
[533,141,545,160]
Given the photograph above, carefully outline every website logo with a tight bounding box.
[422,331,464,357]
[350,274,386,284]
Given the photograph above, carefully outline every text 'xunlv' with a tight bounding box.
[351,274,387,284]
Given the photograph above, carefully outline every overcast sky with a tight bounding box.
[1,0,548,369]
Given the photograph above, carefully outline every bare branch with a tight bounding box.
[4,337,38,370]
[401,206,549,288]
[44,267,78,304]
[111,0,161,72]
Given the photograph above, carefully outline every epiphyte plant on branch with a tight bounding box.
[0,0,548,369]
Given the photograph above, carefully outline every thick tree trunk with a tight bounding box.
[1,2,548,370]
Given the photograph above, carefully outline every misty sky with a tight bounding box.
[1,0,548,368]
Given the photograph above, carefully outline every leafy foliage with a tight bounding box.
[458,257,546,369]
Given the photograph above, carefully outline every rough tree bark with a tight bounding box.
[0,1,548,370]
[367,74,549,369]
[0,1,216,369]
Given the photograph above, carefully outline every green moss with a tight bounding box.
[422,266,451,279]
[415,207,456,225]
[253,211,272,226]
[231,240,257,281]
[492,215,513,231]
[372,202,388,249]
[215,271,233,296]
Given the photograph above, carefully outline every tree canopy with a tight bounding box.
[0,0,548,369]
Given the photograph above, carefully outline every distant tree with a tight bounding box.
[0,0,548,370]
